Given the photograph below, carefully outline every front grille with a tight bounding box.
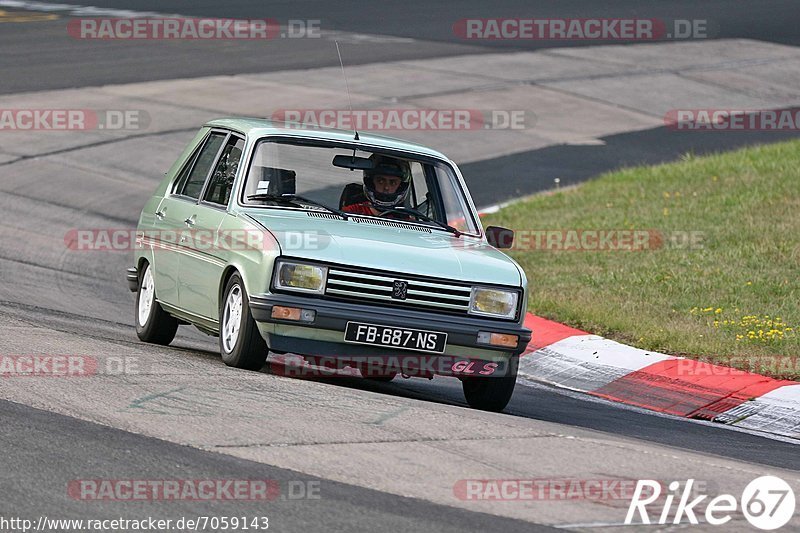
[325,267,471,314]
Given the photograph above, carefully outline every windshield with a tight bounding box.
[241,139,480,235]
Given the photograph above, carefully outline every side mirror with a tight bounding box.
[485,226,514,249]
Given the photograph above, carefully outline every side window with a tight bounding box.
[203,136,245,206]
[172,149,199,195]
[177,132,226,199]
[412,162,437,219]
[410,162,427,205]
[436,164,478,234]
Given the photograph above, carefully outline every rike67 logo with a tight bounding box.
[626,476,796,530]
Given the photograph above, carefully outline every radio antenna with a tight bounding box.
[335,40,359,141]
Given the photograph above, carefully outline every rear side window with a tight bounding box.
[175,132,226,199]
[203,136,245,206]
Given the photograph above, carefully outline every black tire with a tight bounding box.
[219,273,268,370]
[461,356,518,412]
[135,261,178,345]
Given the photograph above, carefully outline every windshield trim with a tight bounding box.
[235,135,482,238]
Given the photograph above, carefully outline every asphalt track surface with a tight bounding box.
[1,0,799,93]
[1,1,799,531]
[1,400,558,532]
[3,1,800,207]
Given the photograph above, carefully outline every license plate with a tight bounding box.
[344,322,447,353]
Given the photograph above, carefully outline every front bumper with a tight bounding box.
[249,292,531,360]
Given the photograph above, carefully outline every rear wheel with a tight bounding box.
[219,273,268,370]
[462,356,518,412]
[135,262,178,345]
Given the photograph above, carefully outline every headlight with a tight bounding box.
[469,287,518,319]
[274,261,327,294]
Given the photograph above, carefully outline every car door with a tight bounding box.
[152,130,227,311]
[177,133,245,323]
[145,131,218,307]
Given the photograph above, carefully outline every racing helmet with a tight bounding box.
[363,154,412,209]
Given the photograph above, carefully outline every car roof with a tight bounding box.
[204,117,450,160]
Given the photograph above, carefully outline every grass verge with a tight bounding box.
[482,141,800,379]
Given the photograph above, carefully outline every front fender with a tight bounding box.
[220,213,282,307]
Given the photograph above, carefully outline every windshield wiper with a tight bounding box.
[378,206,462,237]
[247,193,349,220]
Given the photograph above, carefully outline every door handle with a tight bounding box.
[184,216,196,227]
[155,209,166,220]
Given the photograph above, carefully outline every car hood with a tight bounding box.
[243,210,522,287]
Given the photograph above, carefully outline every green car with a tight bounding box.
[127,118,531,411]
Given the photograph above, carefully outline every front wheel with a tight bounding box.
[135,261,178,345]
[219,273,268,371]
[461,356,518,412]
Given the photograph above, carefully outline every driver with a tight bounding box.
[342,154,411,216]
